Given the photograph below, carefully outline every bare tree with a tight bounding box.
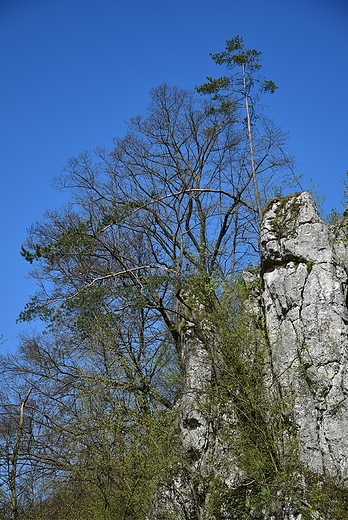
[14,77,295,517]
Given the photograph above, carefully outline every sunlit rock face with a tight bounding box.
[179,318,213,454]
[150,192,348,518]
[261,191,348,480]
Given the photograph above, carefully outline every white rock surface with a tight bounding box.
[261,192,348,480]
[150,192,348,518]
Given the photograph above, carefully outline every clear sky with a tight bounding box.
[1,0,347,352]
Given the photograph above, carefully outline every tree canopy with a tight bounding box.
[0,37,301,519]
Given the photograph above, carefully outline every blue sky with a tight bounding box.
[1,0,347,351]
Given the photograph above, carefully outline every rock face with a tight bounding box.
[261,192,348,481]
[179,317,215,455]
[150,192,348,518]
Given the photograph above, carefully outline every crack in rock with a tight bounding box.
[261,192,348,481]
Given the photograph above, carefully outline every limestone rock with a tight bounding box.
[261,192,348,480]
[150,192,348,518]
[179,319,214,454]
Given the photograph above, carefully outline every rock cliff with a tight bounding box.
[261,192,348,482]
[150,192,348,519]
